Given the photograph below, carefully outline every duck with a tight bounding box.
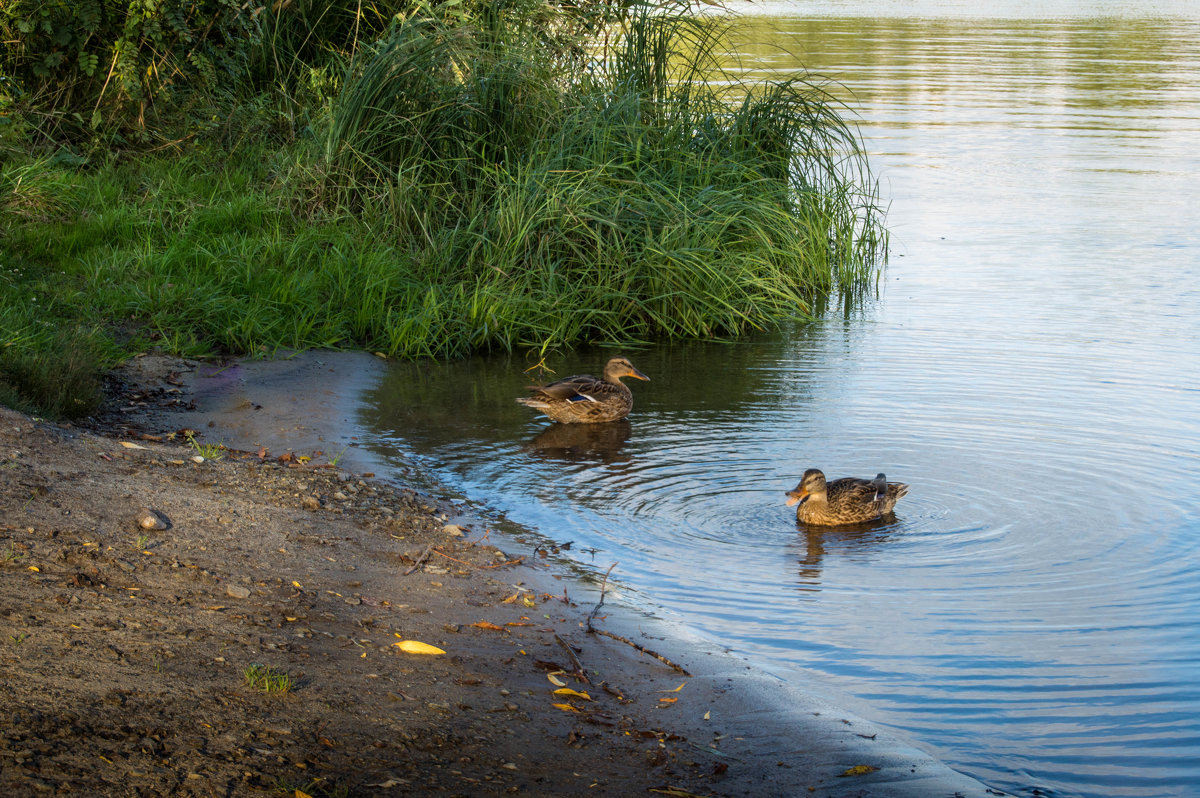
[516,356,649,424]
[786,468,908,526]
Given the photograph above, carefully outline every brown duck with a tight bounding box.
[516,356,649,424]
[786,468,909,526]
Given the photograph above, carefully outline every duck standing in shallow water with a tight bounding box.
[786,468,909,526]
[516,356,649,423]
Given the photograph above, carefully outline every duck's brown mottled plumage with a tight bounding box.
[516,357,649,424]
[786,468,908,526]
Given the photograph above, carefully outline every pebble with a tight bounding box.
[137,508,169,530]
[442,524,465,537]
[301,496,321,511]
[225,584,251,599]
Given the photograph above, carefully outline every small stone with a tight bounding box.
[301,496,321,511]
[442,524,465,537]
[332,492,349,501]
[137,508,169,530]
[501,762,518,771]
[191,455,205,464]
[225,584,251,599]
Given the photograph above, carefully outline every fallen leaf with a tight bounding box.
[472,621,505,631]
[704,711,711,720]
[120,441,148,450]
[838,764,879,777]
[658,697,678,704]
[522,596,536,607]
[553,688,592,700]
[393,640,446,655]
[505,621,534,627]
[660,682,687,693]
[295,790,314,798]
[292,580,303,588]
[27,566,39,572]
[547,673,568,687]
[551,703,581,712]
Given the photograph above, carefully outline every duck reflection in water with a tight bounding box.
[524,419,632,464]
[793,520,898,586]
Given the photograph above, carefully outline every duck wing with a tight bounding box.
[530,374,621,403]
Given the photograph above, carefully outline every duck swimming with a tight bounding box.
[516,356,649,424]
[786,468,908,526]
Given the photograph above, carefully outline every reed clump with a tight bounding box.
[0,0,886,418]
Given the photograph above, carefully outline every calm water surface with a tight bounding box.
[361,4,1200,796]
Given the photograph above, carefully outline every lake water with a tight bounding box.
[358,3,1200,796]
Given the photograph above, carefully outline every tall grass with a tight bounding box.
[1,0,887,418]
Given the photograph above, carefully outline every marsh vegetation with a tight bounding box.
[0,0,886,418]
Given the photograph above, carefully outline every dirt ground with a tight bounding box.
[0,355,998,798]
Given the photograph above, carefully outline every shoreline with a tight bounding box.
[1,351,996,796]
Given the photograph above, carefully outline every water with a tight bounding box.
[358,4,1200,796]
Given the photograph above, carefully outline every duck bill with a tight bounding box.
[785,489,807,507]
[628,367,650,381]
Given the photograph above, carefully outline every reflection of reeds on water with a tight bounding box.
[525,420,632,464]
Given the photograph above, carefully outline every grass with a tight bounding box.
[185,433,225,461]
[1,543,25,565]
[0,1,887,420]
[243,663,294,693]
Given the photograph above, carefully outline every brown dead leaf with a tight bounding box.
[472,621,505,631]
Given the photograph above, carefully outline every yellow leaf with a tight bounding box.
[292,581,302,588]
[658,697,678,704]
[703,711,710,720]
[838,765,879,777]
[660,682,687,693]
[522,596,536,607]
[553,688,591,700]
[502,593,520,604]
[393,640,445,655]
[551,703,581,712]
[472,621,505,631]
[120,441,148,449]
[297,455,311,463]
[296,790,315,798]
[27,565,39,572]
[547,673,567,687]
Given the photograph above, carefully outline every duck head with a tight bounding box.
[785,468,828,506]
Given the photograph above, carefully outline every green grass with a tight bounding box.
[185,432,226,461]
[0,1,887,419]
[243,663,294,693]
